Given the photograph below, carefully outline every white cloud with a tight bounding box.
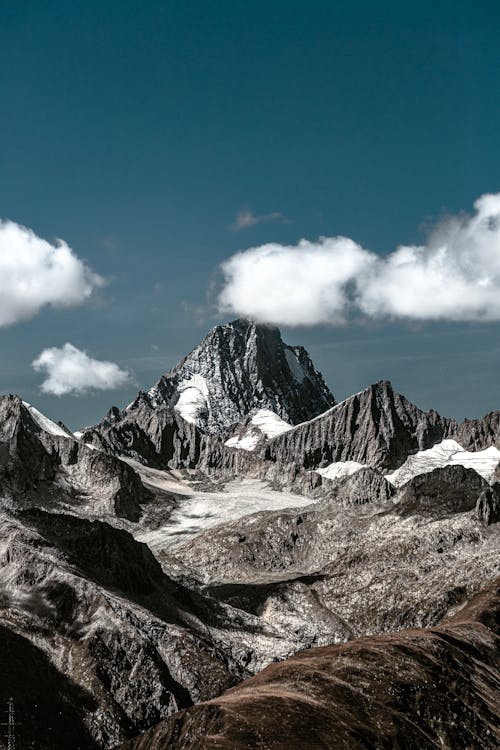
[32,343,130,396]
[218,237,369,326]
[218,193,500,326]
[229,210,287,231]
[0,219,104,327]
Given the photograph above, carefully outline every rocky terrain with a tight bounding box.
[81,319,335,469]
[0,319,499,748]
[120,577,500,750]
[167,465,500,646]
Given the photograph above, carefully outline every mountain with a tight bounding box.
[2,320,500,749]
[141,319,336,435]
[262,380,454,476]
[82,326,500,489]
[119,578,500,750]
[82,319,335,469]
[0,395,150,521]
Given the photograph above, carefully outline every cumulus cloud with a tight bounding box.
[0,220,104,327]
[229,210,288,232]
[32,343,130,396]
[219,237,369,326]
[218,193,500,326]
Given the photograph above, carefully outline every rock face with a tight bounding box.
[454,410,500,450]
[119,578,500,750]
[476,485,500,525]
[263,380,454,475]
[82,320,335,466]
[143,319,335,435]
[0,395,150,521]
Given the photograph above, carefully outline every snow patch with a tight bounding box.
[315,460,367,481]
[386,439,500,486]
[174,374,209,425]
[225,409,292,451]
[251,409,292,439]
[136,478,315,548]
[23,402,70,438]
[225,432,261,451]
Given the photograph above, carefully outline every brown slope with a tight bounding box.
[120,578,500,750]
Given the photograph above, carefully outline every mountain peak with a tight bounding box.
[127,319,336,436]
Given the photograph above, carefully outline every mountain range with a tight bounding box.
[0,319,498,749]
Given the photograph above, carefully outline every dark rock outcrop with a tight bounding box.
[476,484,500,525]
[396,464,489,517]
[295,465,396,505]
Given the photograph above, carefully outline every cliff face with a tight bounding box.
[119,578,500,750]
[144,319,336,435]
[263,380,455,473]
[0,395,150,521]
[453,410,500,450]
[82,320,335,467]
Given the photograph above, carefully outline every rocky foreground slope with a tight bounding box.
[120,577,500,750]
[0,397,315,747]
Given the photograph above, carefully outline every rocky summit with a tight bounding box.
[0,320,499,748]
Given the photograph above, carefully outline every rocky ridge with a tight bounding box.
[0,395,150,521]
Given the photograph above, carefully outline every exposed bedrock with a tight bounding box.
[120,578,500,750]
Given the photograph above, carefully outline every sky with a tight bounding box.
[1,0,499,429]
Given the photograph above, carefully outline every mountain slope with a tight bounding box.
[263,379,455,474]
[120,578,500,750]
[0,395,150,521]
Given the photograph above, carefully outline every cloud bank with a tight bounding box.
[229,210,287,232]
[0,220,104,327]
[32,344,130,396]
[218,193,500,326]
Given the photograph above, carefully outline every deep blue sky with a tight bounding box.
[1,0,499,428]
